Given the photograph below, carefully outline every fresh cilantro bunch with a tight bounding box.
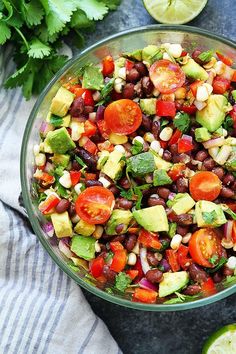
[0,0,121,99]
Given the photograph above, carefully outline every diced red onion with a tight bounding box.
[104,77,111,83]
[96,105,105,121]
[44,162,54,173]
[203,137,225,149]
[58,239,74,258]
[224,221,233,241]
[139,277,157,291]
[194,100,207,111]
[159,258,171,272]
[40,121,54,137]
[42,222,54,237]
[168,192,176,201]
[140,247,151,274]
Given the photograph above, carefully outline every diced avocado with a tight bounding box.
[153,153,172,171]
[142,45,163,64]
[172,193,195,215]
[50,87,75,117]
[195,201,227,227]
[47,112,71,128]
[127,152,156,177]
[159,271,189,298]
[140,98,157,115]
[196,95,228,132]
[133,205,168,232]
[195,127,211,142]
[213,126,224,137]
[182,58,209,81]
[97,150,110,170]
[109,133,128,145]
[123,49,142,61]
[71,235,96,261]
[61,114,71,127]
[43,139,53,153]
[82,66,104,90]
[232,90,236,101]
[153,169,172,186]
[51,211,73,238]
[101,150,125,180]
[51,154,70,168]
[74,219,95,236]
[114,57,126,78]
[105,210,133,235]
[70,257,88,270]
[44,127,76,154]
[225,151,236,171]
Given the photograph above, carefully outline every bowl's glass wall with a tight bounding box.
[21,26,236,311]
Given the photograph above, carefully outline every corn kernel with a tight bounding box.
[144,132,155,143]
[127,252,137,266]
[59,171,72,189]
[159,127,173,141]
[150,140,161,153]
[170,234,182,250]
[35,153,46,167]
[93,226,104,239]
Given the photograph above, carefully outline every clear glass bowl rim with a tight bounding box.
[21,24,236,311]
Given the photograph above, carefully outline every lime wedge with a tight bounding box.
[202,324,236,354]
[143,0,208,24]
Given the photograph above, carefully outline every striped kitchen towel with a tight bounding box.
[0,47,121,354]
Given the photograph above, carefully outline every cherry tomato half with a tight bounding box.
[189,228,223,268]
[149,59,185,94]
[212,76,231,94]
[104,99,142,135]
[189,171,222,201]
[75,186,115,224]
[132,288,157,304]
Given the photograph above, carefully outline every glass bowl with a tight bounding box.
[21,25,236,311]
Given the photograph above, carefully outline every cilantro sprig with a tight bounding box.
[0,0,121,99]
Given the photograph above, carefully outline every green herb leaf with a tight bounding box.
[75,155,87,169]
[28,38,51,59]
[97,78,114,105]
[115,272,132,292]
[77,0,108,21]
[164,291,199,304]
[0,21,11,44]
[208,254,218,265]
[50,114,63,127]
[173,112,190,133]
[224,207,236,220]
[168,222,177,238]
[153,169,172,186]
[160,119,169,129]
[21,0,44,27]
[222,115,234,132]
[198,50,214,63]
[202,210,217,224]
[70,9,94,29]
[105,251,114,263]
[208,257,227,273]
[131,140,143,155]
[101,0,121,10]
[222,275,236,286]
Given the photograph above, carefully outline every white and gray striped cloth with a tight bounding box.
[0,47,121,354]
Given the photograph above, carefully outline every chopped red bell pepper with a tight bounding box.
[229,105,236,130]
[97,120,111,139]
[190,80,203,97]
[110,241,124,252]
[133,257,144,283]
[84,173,97,181]
[181,50,188,57]
[168,163,185,181]
[70,170,81,186]
[126,270,139,280]
[138,229,161,250]
[82,120,97,137]
[216,51,233,66]
[232,71,236,82]
[178,134,194,153]
[125,59,134,71]
[102,55,115,76]
[80,136,98,155]
[34,170,55,186]
[166,249,180,272]
[38,194,60,215]
[232,221,236,244]
[90,257,105,278]
[110,249,127,272]
[201,278,216,296]
[212,76,231,94]
[177,245,192,270]
[97,141,114,152]
[82,90,95,106]
[168,129,182,146]
[156,100,176,117]
[132,288,157,304]
[176,102,197,115]
[67,85,94,106]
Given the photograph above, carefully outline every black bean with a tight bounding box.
[116,198,133,210]
[176,177,188,193]
[176,225,189,236]
[134,81,143,98]
[147,194,165,207]
[109,185,120,196]
[124,234,137,252]
[146,269,163,284]
[174,214,193,225]
[223,173,235,186]
[70,97,84,117]
[183,284,201,296]
[147,252,159,266]
[189,264,208,283]
[213,272,224,283]
[157,187,170,200]
[159,259,171,272]
[212,167,225,179]
[134,62,148,76]
[75,148,97,171]
[126,68,140,83]
[228,90,235,105]
[102,265,116,282]
[85,180,103,187]
[141,114,152,131]
[220,186,234,198]
[141,76,154,96]
[202,157,215,170]
[55,199,70,213]
[169,144,178,154]
[84,105,94,114]
[115,224,125,234]
[195,150,209,162]
[122,83,135,99]
[112,234,126,243]
[152,121,160,140]
[72,160,81,170]
[163,150,172,162]
[119,177,131,189]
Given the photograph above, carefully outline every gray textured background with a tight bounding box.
[82,1,236,353]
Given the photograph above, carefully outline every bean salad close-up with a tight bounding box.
[32,41,236,305]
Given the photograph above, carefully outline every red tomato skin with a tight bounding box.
[132,288,157,304]
[166,249,180,272]
[102,55,115,76]
[97,120,111,139]
[232,71,236,82]
[138,229,161,250]
[90,257,105,278]
[126,270,139,280]
[83,138,98,155]
[168,163,185,181]
[39,194,60,214]
[84,173,97,181]
[110,241,124,252]
[176,102,197,115]
[232,221,236,244]
[156,100,176,117]
[125,60,134,71]
[168,129,182,146]
[212,76,231,94]
[110,250,127,272]
[189,171,222,202]
[70,171,81,186]
[201,278,216,296]
[190,80,203,97]
[177,135,194,153]
[133,258,144,283]
[177,245,192,270]
[82,120,97,137]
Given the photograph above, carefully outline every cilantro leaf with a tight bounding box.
[100,0,121,10]
[4,61,30,88]
[131,140,143,155]
[222,115,234,132]
[97,78,114,105]
[208,257,227,273]
[198,50,213,63]
[78,0,108,21]
[70,9,94,29]
[208,254,218,265]
[50,114,63,127]
[202,210,217,224]
[160,119,169,129]
[28,38,51,59]
[222,275,236,286]
[115,272,131,292]
[74,155,87,169]
[173,112,190,133]
[168,222,177,238]
[153,169,172,186]
[0,21,11,44]
[224,207,236,221]
[21,0,44,27]
[164,292,199,304]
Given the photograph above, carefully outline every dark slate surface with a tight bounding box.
[80,1,236,353]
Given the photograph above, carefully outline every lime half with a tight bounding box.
[143,0,208,24]
[202,324,236,354]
